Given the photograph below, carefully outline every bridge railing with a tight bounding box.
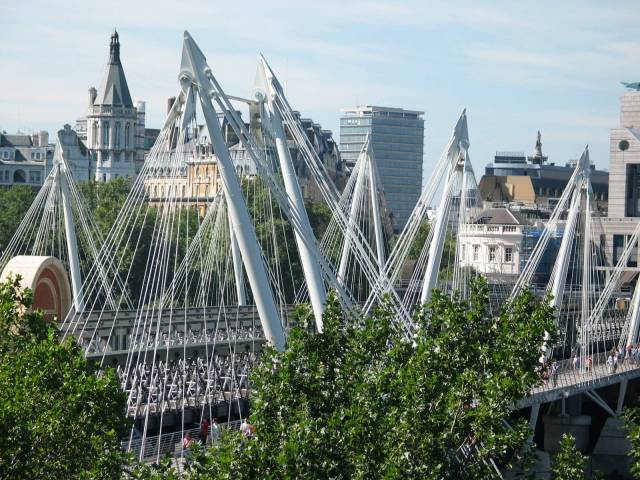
[122,419,242,461]
[534,350,639,393]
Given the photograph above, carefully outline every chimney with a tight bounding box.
[88,87,97,106]
[167,96,176,115]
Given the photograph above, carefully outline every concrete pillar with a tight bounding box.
[542,414,591,453]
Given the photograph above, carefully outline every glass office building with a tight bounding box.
[340,105,424,232]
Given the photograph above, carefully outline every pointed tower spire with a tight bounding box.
[95,30,133,107]
[109,30,121,64]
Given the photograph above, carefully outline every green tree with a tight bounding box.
[0,276,129,479]
[623,407,640,478]
[551,434,586,480]
[165,277,554,479]
[0,185,37,252]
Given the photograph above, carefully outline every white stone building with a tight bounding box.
[48,125,93,182]
[458,208,529,282]
[85,31,144,181]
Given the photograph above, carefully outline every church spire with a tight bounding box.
[109,30,121,64]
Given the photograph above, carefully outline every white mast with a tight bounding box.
[181,31,285,350]
[420,110,469,305]
[254,57,327,331]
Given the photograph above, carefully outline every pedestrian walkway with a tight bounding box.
[518,353,640,408]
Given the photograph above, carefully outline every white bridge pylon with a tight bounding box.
[364,110,481,315]
[179,33,285,350]
[253,57,327,331]
[315,135,391,301]
[512,146,616,368]
[200,44,413,333]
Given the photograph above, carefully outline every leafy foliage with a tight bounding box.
[551,434,586,480]
[0,276,129,480]
[145,277,554,479]
[623,407,640,478]
[0,185,37,253]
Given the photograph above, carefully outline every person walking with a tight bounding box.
[607,353,615,374]
[240,418,250,438]
[200,418,210,445]
[211,418,220,443]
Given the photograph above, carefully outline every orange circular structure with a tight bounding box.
[1,256,72,321]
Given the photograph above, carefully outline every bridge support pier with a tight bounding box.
[529,403,540,430]
[617,379,628,415]
[543,414,591,452]
[592,417,632,477]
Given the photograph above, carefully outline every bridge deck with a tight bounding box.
[518,354,640,408]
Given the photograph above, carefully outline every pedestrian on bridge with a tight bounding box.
[200,418,210,445]
[607,353,614,373]
[551,360,559,387]
[211,418,220,443]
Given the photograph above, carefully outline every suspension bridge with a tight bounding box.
[2,31,639,465]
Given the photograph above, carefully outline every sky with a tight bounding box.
[2,0,640,180]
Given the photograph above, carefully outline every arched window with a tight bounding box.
[103,122,110,146]
[13,169,26,183]
[114,122,121,148]
[124,123,130,148]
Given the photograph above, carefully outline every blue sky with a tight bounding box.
[2,0,640,180]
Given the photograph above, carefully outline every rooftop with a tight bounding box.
[472,207,528,226]
[340,105,424,117]
[94,31,133,108]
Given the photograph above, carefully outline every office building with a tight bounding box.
[603,86,640,267]
[340,105,424,232]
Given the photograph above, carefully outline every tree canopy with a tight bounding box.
[551,434,587,480]
[0,276,128,480]
[141,277,555,479]
[0,185,37,253]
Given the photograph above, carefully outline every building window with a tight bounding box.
[125,123,130,148]
[13,170,26,183]
[92,122,98,145]
[626,164,640,217]
[114,122,121,148]
[504,247,513,263]
[29,171,41,183]
[489,246,497,262]
[2,151,8,159]
[103,122,110,146]
[472,245,479,261]
[613,234,638,267]
[460,244,465,260]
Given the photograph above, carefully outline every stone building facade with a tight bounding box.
[85,31,144,181]
[0,130,52,186]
